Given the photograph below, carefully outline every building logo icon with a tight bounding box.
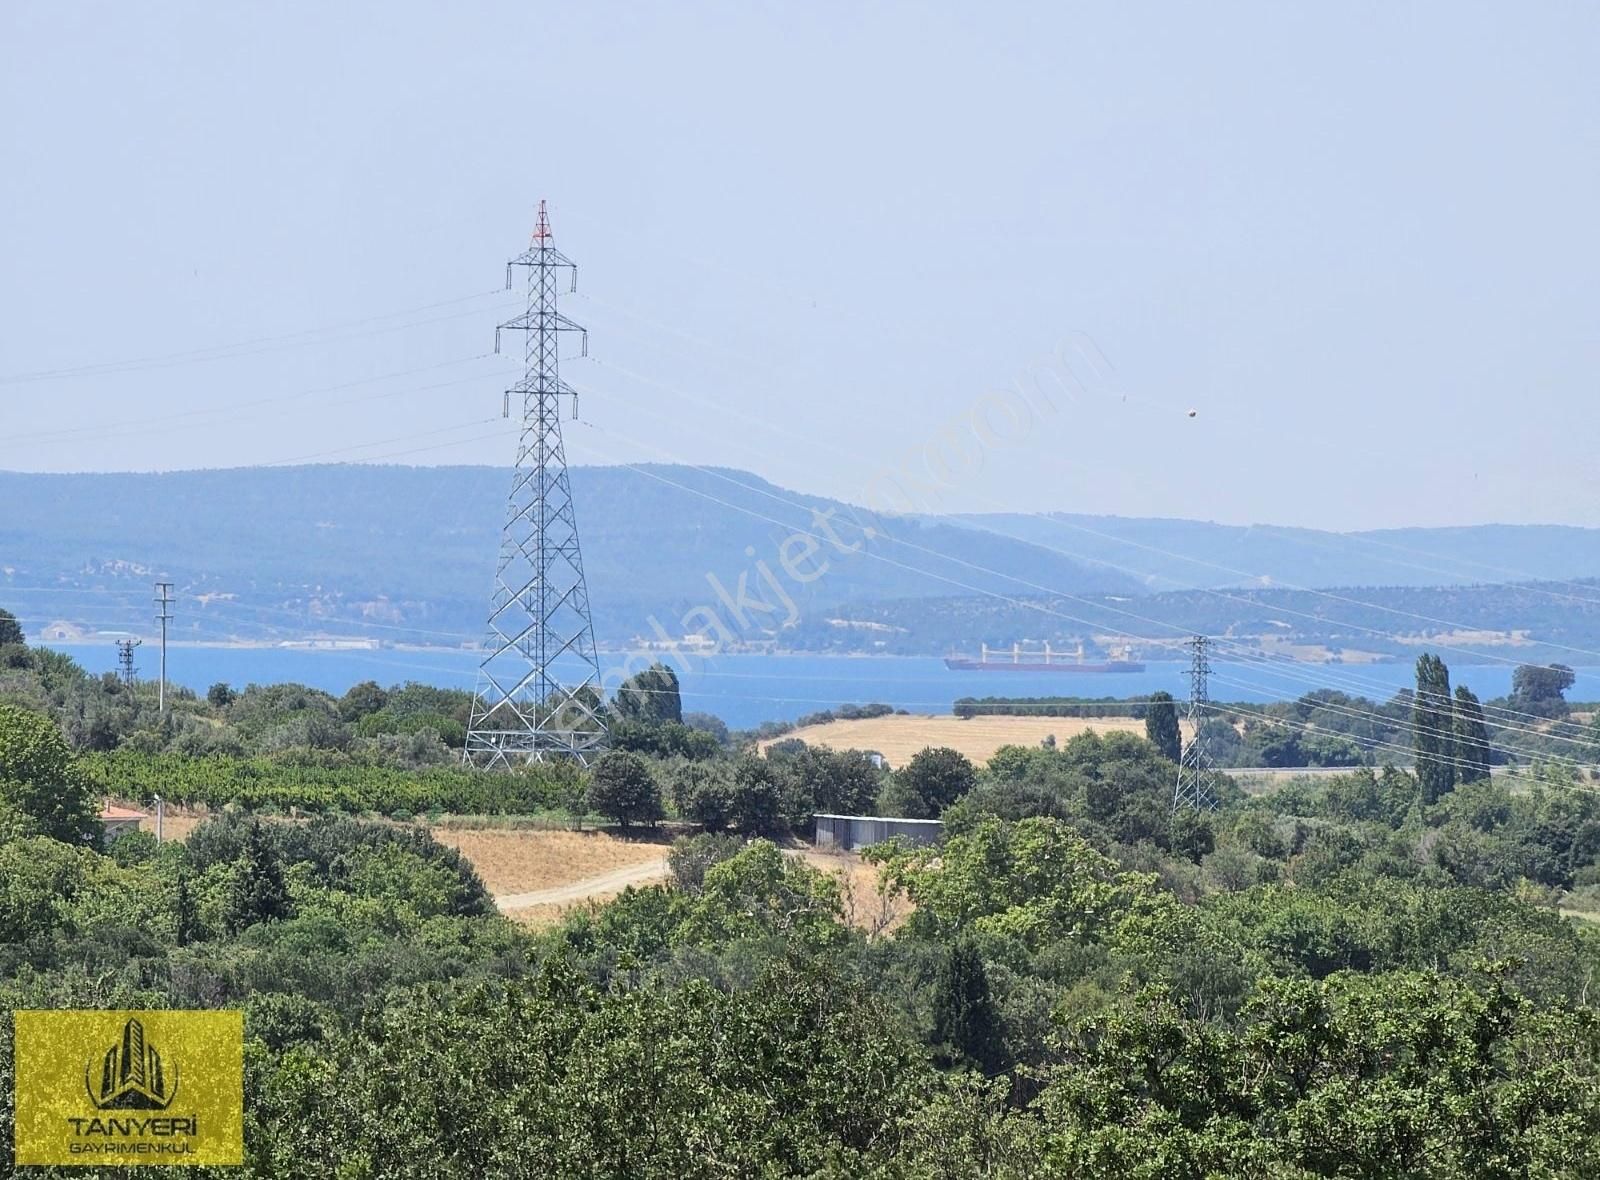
[85,1018,178,1111]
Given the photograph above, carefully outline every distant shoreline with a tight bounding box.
[35,637,1427,667]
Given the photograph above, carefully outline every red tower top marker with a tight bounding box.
[532,199,552,244]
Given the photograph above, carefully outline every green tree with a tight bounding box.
[0,607,23,646]
[728,755,786,835]
[1029,969,1600,1177]
[586,751,664,828]
[666,832,744,894]
[613,662,683,726]
[0,703,100,844]
[338,679,388,721]
[676,840,844,947]
[932,940,1006,1074]
[883,746,976,819]
[1454,684,1492,784]
[1144,691,1181,762]
[223,821,292,933]
[765,743,883,829]
[206,681,237,708]
[871,816,1169,954]
[1511,663,1577,719]
[1413,652,1456,804]
[666,758,736,830]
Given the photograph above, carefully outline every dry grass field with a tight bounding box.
[140,814,204,842]
[500,847,913,931]
[110,802,206,844]
[764,713,1194,768]
[799,850,912,934]
[432,828,670,898]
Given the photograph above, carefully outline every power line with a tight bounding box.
[581,356,1600,674]
[0,289,516,385]
[5,353,514,448]
[559,288,1600,676]
[568,389,1600,739]
[560,424,1594,758]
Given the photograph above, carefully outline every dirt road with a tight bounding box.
[493,855,671,910]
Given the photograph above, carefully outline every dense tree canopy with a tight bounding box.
[0,704,99,844]
[1512,662,1577,718]
[613,662,684,726]
[585,751,664,828]
[3,652,1600,1175]
[883,746,977,819]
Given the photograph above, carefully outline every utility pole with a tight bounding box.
[465,201,607,766]
[153,582,173,712]
[1172,634,1216,811]
[114,637,141,685]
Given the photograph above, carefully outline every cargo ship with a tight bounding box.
[944,642,1145,674]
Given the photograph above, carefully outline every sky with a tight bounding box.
[2,1,1597,531]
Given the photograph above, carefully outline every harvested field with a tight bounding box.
[433,828,670,898]
[765,713,1193,768]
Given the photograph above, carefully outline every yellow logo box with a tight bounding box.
[13,1009,243,1167]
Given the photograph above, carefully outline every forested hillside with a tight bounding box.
[0,465,1137,646]
[9,465,1600,658]
[793,579,1600,663]
[958,512,1600,590]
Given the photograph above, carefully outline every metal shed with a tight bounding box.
[813,813,943,852]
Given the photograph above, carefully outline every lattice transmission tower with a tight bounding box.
[1172,634,1217,810]
[464,201,606,766]
[115,638,141,685]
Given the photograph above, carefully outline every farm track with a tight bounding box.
[493,856,671,910]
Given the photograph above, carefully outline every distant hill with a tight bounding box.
[8,465,1599,659]
[0,464,1140,648]
[785,580,1600,665]
[953,513,1600,592]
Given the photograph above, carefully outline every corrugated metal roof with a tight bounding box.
[812,813,943,826]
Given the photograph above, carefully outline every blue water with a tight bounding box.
[42,644,1600,730]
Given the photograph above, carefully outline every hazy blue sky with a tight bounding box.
[2,2,1596,530]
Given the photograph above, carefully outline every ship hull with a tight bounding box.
[943,658,1146,673]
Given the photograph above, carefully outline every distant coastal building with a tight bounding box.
[813,813,942,853]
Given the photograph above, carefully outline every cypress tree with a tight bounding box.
[932,941,1006,1074]
[1454,685,1492,785]
[173,869,198,947]
[224,822,292,934]
[1413,653,1457,804]
[1145,691,1182,762]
